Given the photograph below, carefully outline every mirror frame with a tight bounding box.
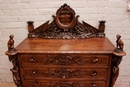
[54,4,77,30]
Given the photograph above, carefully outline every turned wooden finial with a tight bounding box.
[98,20,106,37]
[27,21,34,33]
[99,20,106,33]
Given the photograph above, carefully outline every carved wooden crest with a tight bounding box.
[54,4,77,30]
[27,4,105,39]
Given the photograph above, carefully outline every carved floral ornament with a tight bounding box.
[44,55,101,65]
[32,68,99,78]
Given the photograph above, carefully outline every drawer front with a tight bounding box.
[23,68,108,79]
[26,80,106,87]
[20,54,110,67]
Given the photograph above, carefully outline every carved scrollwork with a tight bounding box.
[27,4,102,39]
[110,55,123,87]
[41,68,99,78]
[30,20,99,39]
[9,55,22,87]
[45,55,87,65]
[49,69,73,78]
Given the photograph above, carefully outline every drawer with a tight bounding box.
[23,68,108,79]
[26,80,106,87]
[20,54,110,67]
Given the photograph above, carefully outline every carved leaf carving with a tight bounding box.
[45,55,87,65]
[41,68,99,78]
[28,4,101,39]
[9,55,22,87]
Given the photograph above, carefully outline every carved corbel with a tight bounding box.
[5,35,22,87]
[8,55,22,87]
[111,34,126,87]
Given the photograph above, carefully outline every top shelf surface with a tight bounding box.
[16,37,115,54]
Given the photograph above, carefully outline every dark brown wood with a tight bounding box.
[27,4,105,39]
[98,20,106,37]
[5,4,126,87]
[110,55,122,87]
[5,35,17,55]
[99,20,106,33]
[9,55,22,87]
[115,34,124,52]
[54,3,77,30]
[26,80,106,87]
[110,34,126,87]
[27,21,34,33]
[5,35,21,87]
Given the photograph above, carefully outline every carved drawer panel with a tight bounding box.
[26,80,106,87]
[20,54,110,67]
[23,68,108,79]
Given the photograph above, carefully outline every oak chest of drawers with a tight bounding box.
[5,4,126,87]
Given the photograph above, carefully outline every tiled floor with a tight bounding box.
[0,83,15,87]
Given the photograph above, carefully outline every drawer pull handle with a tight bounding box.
[29,57,35,62]
[91,83,97,87]
[62,75,66,79]
[93,58,99,63]
[91,71,98,76]
[33,82,39,86]
[32,70,37,75]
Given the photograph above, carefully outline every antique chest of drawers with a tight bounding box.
[17,38,114,87]
[5,4,126,87]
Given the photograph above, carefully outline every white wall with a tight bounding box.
[0,0,130,87]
